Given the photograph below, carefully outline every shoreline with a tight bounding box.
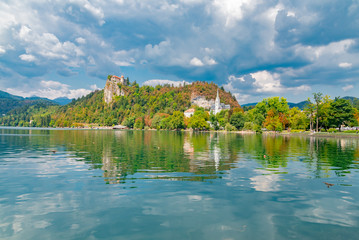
[1,126,359,138]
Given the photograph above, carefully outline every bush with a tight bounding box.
[243,122,254,130]
[320,128,326,132]
[254,124,262,133]
[225,123,236,131]
[290,129,304,133]
[343,130,358,133]
[134,117,144,129]
[328,128,338,133]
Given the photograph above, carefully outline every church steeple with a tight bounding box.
[215,89,220,115]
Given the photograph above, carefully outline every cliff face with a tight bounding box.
[191,95,215,109]
[104,75,126,104]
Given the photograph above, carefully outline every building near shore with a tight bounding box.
[184,108,196,118]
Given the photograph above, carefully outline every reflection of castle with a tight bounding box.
[211,89,230,115]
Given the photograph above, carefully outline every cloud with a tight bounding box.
[338,62,352,68]
[190,57,204,67]
[342,84,354,91]
[19,54,36,62]
[75,37,86,44]
[6,80,94,99]
[223,70,311,103]
[142,79,190,87]
[0,0,359,103]
[0,46,5,54]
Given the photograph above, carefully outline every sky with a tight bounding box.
[0,0,358,104]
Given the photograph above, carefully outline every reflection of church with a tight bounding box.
[211,89,230,115]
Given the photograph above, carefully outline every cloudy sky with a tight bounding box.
[0,0,358,103]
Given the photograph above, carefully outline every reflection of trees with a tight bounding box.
[2,128,359,183]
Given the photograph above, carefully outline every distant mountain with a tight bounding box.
[241,102,257,107]
[343,96,359,109]
[242,100,311,110]
[0,90,58,115]
[53,97,73,105]
[0,90,23,100]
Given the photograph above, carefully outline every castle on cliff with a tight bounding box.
[104,75,128,104]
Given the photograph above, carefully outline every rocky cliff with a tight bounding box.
[104,75,126,104]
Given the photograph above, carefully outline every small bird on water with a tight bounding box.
[324,182,334,188]
[51,150,57,154]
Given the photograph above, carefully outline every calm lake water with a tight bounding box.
[0,127,359,240]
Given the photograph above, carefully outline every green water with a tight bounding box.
[0,127,359,239]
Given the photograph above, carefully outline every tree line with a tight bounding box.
[0,81,358,133]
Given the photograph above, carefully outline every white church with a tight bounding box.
[211,89,230,115]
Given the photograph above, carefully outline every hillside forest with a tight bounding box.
[0,81,359,132]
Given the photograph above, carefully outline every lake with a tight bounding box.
[0,127,359,240]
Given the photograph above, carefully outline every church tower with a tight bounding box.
[215,89,220,115]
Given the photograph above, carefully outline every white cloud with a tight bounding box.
[0,46,5,54]
[142,79,190,87]
[145,40,171,58]
[90,84,100,90]
[339,62,352,68]
[212,0,259,27]
[203,56,217,65]
[190,57,204,67]
[6,80,94,100]
[19,54,36,62]
[342,84,354,92]
[251,70,311,93]
[228,75,244,82]
[112,50,137,66]
[40,80,68,89]
[17,25,84,65]
[75,37,86,44]
[251,71,282,93]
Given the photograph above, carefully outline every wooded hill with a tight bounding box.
[0,90,58,115]
[0,81,240,127]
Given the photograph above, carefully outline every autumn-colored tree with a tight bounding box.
[264,109,283,131]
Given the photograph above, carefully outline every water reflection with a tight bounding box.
[1,128,359,239]
[1,128,359,185]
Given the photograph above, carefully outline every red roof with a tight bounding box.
[185,108,195,113]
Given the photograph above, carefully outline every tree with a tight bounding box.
[229,112,245,130]
[328,98,355,130]
[122,116,135,128]
[264,109,283,131]
[319,95,333,130]
[304,98,315,131]
[134,117,144,129]
[188,115,209,130]
[252,97,289,128]
[209,113,219,130]
[169,111,185,130]
[313,92,322,132]
[288,107,308,130]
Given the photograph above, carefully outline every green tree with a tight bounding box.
[328,98,355,130]
[304,98,315,131]
[229,112,245,130]
[288,107,308,130]
[209,113,219,130]
[122,116,135,128]
[169,111,185,130]
[134,117,144,129]
[188,115,209,130]
[313,92,322,132]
